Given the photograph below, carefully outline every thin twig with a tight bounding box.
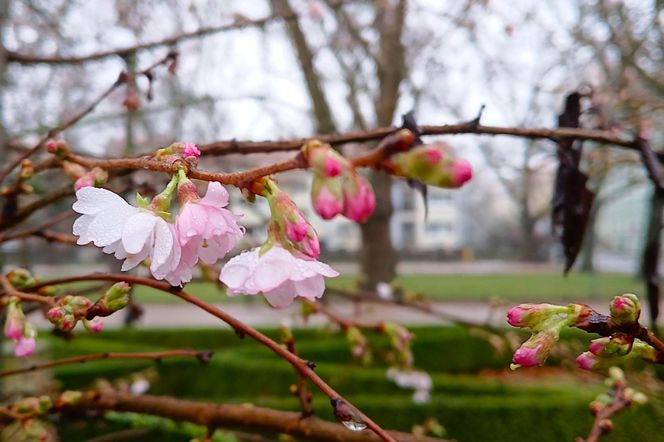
[0,349,213,378]
[6,2,350,65]
[0,275,55,306]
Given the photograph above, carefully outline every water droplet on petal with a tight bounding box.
[332,399,367,432]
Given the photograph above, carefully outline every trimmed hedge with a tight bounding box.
[43,327,663,442]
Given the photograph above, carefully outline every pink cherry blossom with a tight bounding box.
[176,182,244,266]
[14,337,36,358]
[72,187,181,281]
[219,245,338,308]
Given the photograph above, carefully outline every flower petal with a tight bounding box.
[151,218,175,268]
[294,275,325,300]
[73,187,128,215]
[73,215,93,245]
[86,206,133,247]
[263,281,297,308]
[201,182,229,207]
[122,212,157,254]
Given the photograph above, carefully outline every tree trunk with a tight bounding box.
[359,0,407,289]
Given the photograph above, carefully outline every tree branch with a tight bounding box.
[27,273,398,442]
[65,390,447,442]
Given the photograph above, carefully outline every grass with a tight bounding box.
[127,272,643,304]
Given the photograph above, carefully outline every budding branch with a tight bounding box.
[26,273,398,442]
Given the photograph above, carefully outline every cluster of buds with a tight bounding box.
[3,391,79,442]
[506,303,586,368]
[382,141,473,189]
[583,368,647,440]
[345,326,371,364]
[255,177,320,258]
[154,141,201,163]
[4,298,37,358]
[46,282,130,333]
[575,294,660,371]
[304,141,376,222]
[63,162,108,191]
[381,322,414,368]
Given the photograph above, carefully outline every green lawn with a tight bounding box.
[127,272,643,304]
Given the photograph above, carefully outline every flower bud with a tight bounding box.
[4,299,25,341]
[7,268,35,289]
[46,139,69,160]
[74,167,108,191]
[610,293,640,326]
[182,142,201,159]
[265,181,321,259]
[512,329,558,368]
[20,159,34,180]
[507,303,561,328]
[387,142,473,188]
[304,141,344,178]
[63,161,87,180]
[57,390,83,407]
[84,318,104,333]
[576,351,598,370]
[311,177,344,220]
[341,171,375,222]
[88,282,131,318]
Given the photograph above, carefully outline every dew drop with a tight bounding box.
[342,419,368,432]
[332,399,367,432]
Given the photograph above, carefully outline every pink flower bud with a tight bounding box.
[610,293,640,326]
[312,181,344,219]
[4,316,23,340]
[74,174,95,191]
[324,155,342,178]
[342,173,375,222]
[284,215,309,242]
[267,183,321,259]
[452,159,473,187]
[511,329,558,368]
[87,319,104,333]
[4,301,25,341]
[15,337,36,358]
[305,142,347,178]
[512,345,543,367]
[576,351,598,371]
[46,307,63,321]
[589,337,610,355]
[388,142,473,189]
[183,142,201,159]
